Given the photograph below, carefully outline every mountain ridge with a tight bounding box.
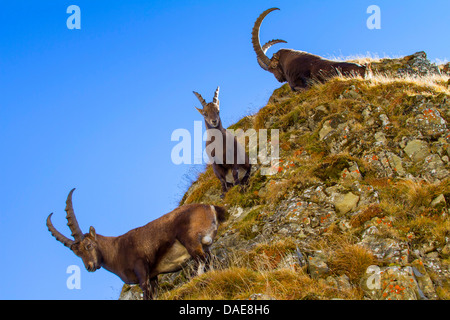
[121,51,450,300]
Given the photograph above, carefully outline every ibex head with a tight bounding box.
[193,86,221,128]
[46,188,102,272]
[252,8,288,82]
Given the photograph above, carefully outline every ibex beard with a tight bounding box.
[47,188,226,299]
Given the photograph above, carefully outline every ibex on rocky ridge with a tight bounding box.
[46,188,226,300]
[252,8,366,91]
[193,87,251,197]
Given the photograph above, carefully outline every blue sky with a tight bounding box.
[0,0,448,299]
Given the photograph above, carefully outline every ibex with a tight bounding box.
[252,8,367,91]
[46,188,226,300]
[194,87,251,196]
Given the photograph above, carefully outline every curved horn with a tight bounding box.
[65,188,84,241]
[193,91,207,108]
[46,213,74,248]
[251,8,282,70]
[257,39,288,70]
[212,86,220,106]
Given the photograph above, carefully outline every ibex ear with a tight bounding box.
[89,226,97,240]
[269,58,279,69]
[195,107,205,116]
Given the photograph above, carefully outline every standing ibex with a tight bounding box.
[252,8,366,91]
[46,188,226,300]
[194,87,251,197]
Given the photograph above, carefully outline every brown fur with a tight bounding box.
[47,189,226,299]
[252,8,367,91]
[193,88,251,196]
[271,49,366,90]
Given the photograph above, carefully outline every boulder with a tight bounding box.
[333,192,360,215]
[360,265,424,300]
[307,252,330,279]
[404,139,430,163]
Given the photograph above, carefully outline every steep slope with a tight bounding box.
[121,52,450,300]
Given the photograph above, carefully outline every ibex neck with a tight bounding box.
[96,234,119,271]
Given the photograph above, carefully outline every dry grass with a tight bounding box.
[373,178,450,244]
[232,206,263,240]
[181,69,449,209]
[181,165,222,205]
[160,247,363,300]
[233,239,299,270]
[328,244,376,283]
[364,73,450,95]
[326,52,402,65]
[377,179,449,215]
[170,56,450,300]
[309,234,376,284]
[350,204,383,228]
[158,238,362,300]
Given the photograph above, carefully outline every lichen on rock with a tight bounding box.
[121,52,450,300]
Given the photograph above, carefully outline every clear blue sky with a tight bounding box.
[0,0,448,299]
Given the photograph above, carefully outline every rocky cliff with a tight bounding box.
[120,52,450,300]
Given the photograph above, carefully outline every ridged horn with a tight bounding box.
[212,86,220,106]
[193,91,207,108]
[46,213,74,248]
[251,8,283,70]
[65,188,84,242]
[257,39,288,70]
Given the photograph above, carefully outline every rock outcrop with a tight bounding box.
[120,52,450,300]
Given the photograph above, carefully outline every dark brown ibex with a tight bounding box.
[46,188,226,300]
[193,87,251,197]
[252,8,367,91]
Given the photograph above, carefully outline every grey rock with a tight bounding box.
[360,265,422,300]
[431,194,447,208]
[119,284,143,300]
[404,139,430,163]
[423,154,449,181]
[248,293,276,300]
[307,252,330,279]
